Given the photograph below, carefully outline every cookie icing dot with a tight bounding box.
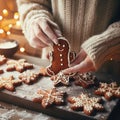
[61,63,63,66]
[60,59,63,61]
[60,54,62,57]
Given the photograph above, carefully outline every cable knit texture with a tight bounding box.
[16,0,120,69]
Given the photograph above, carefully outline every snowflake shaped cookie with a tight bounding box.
[6,59,34,72]
[50,72,70,86]
[73,72,95,88]
[19,71,40,84]
[33,88,66,108]
[68,93,104,115]
[95,82,120,100]
[0,75,22,91]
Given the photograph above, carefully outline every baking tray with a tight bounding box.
[0,61,120,120]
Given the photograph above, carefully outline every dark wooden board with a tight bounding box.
[0,61,120,120]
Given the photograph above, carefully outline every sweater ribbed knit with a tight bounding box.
[16,0,120,69]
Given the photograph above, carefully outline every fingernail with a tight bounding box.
[57,34,62,37]
[53,38,58,45]
[62,69,69,74]
[48,42,53,47]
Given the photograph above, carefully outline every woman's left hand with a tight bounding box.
[63,49,96,74]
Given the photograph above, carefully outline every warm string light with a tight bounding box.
[0,7,27,55]
[8,24,13,28]
[20,47,25,53]
[14,12,19,20]
[6,31,11,35]
[2,9,8,17]
[16,20,21,28]
[0,9,20,38]
[0,9,26,54]
[0,16,3,20]
[0,29,4,34]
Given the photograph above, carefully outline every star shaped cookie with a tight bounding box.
[95,82,120,100]
[33,88,66,108]
[68,93,104,115]
[0,75,22,91]
[6,59,34,72]
[50,72,70,86]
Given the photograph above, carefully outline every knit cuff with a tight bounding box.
[81,21,120,70]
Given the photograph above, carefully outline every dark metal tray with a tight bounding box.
[0,63,120,120]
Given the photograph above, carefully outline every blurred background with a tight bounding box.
[0,0,42,57]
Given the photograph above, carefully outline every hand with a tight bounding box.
[63,49,96,74]
[29,17,62,48]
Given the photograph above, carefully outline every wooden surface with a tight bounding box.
[0,54,120,120]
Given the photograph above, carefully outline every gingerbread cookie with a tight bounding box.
[0,55,7,65]
[39,67,48,76]
[19,71,40,84]
[46,37,76,76]
[0,69,4,74]
[33,88,66,108]
[50,72,70,86]
[73,72,96,88]
[6,59,34,72]
[95,82,120,100]
[68,93,104,115]
[0,75,22,91]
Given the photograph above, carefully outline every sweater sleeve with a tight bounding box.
[81,21,120,70]
[16,0,53,40]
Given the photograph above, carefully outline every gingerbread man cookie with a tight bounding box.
[46,37,76,76]
[0,75,22,91]
[95,82,120,100]
[33,88,66,108]
[6,59,34,73]
[68,93,104,115]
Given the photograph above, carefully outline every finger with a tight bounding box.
[63,62,94,74]
[53,29,62,37]
[29,38,47,48]
[31,38,47,48]
[77,56,96,73]
[63,56,95,74]
[47,19,62,37]
[29,30,47,48]
[70,49,87,66]
[40,20,58,44]
[47,19,60,30]
[33,23,53,46]
[63,63,85,74]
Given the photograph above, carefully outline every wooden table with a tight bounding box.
[0,53,61,120]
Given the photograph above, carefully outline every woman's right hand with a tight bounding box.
[29,17,62,48]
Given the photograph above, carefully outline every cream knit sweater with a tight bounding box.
[16,0,120,70]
